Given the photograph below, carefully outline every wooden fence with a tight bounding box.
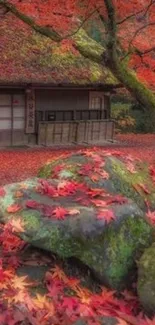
[38,119,115,146]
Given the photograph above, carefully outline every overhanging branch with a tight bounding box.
[0,0,104,64]
[117,0,155,25]
[0,0,62,41]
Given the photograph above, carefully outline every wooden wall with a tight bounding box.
[38,120,115,146]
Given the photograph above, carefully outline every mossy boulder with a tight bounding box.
[38,150,155,210]
[0,177,153,290]
[137,243,155,315]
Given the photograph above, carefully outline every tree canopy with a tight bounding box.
[0,0,155,110]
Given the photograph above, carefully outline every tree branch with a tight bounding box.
[117,0,155,25]
[63,6,103,39]
[128,21,155,49]
[0,0,104,64]
[136,46,155,56]
[0,0,62,41]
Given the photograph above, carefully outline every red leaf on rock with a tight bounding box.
[91,199,108,207]
[68,209,80,216]
[138,183,150,195]
[0,187,5,197]
[76,197,90,206]
[52,207,68,220]
[58,181,77,196]
[97,209,115,224]
[149,165,155,183]
[146,210,155,225]
[9,218,25,233]
[26,200,40,209]
[7,204,22,213]
[78,163,93,176]
[90,174,100,182]
[38,180,57,197]
[87,188,106,198]
[126,162,136,174]
[99,170,109,179]
[107,195,128,205]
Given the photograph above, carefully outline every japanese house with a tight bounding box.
[0,16,120,146]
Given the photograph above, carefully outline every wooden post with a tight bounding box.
[11,94,14,146]
[25,89,35,134]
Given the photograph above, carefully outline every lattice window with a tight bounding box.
[89,92,104,110]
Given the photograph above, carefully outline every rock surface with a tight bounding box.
[137,243,155,315]
[0,177,153,290]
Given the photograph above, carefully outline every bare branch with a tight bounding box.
[136,46,155,56]
[117,0,155,25]
[63,6,103,38]
[121,45,155,63]
[0,0,62,42]
[128,21,155,49]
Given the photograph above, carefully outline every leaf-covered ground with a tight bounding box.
[0,134,155,186]
[0,134,155,325]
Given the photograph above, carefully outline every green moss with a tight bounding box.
[78,216,152,289]
[108,157,155,209]
[38,163,53,178]
[137,243,155,314]
[22,211,42,232]
[38,159,80,180]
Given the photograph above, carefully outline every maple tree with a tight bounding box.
[0,0,155,116]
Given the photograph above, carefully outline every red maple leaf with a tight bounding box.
[26,200,40,209]
[87,188,106,198]
[7,204,22,213]
[68,209,80,216]
[46,279,64,298]
[149,165,155,183]
[146,210,155,225]
[38,180,57,197]
[91,199,108,207]
[58,181,77,196]
[52,207,68,220]
[0,187,6,197]
[78,163,93,176]
[137,183,150,195]
[106,195,128,205]
[61,297,79,316]
[97,209,115,224]
[76,197,90,206]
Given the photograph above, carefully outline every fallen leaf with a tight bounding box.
[11,275,34,290]
[68,209,80,215]
[146,210,155,225]
[97,209,115,224]
[52,207,68,220]
[7,204,22,213]
[0,187,6,197]
[26,200,40,209]
[14,190,24,198]
[9,218,25,233]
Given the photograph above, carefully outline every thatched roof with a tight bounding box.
[0,15,118,88]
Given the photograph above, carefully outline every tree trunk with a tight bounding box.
[108,58,155,112]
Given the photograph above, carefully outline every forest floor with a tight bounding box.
[0,133,155,185]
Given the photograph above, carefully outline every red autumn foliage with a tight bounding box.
[0,0,155,90]
[0,134,155,186]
